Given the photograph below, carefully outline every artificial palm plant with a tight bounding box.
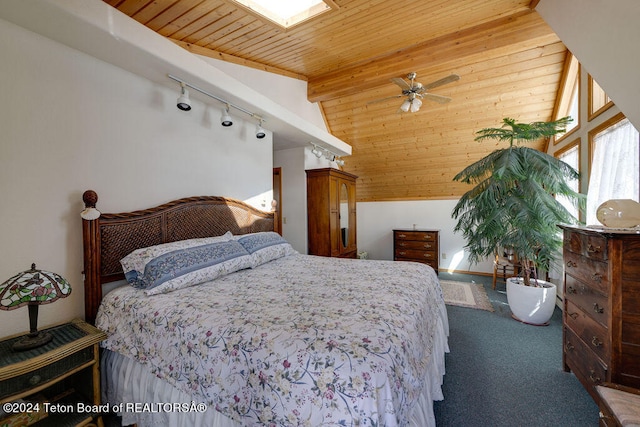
[452,117,584,286]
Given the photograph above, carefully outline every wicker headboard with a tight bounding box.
[80,190,277,324]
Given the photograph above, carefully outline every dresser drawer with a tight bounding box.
[0,346,94,400]
[395,249,437,261]
[565,300,610,362]
[394,231,437,242]
[395,240,437,251]
[564,230,608,261]
[565,327,608,393]
[565,275,609,328]
[564,251,609,295]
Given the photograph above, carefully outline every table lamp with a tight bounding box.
[0,263,72,351]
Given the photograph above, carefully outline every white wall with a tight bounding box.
[357,200,493,274]
[273,147,307,253]
[0,18,272,337]
[537,0,640,131]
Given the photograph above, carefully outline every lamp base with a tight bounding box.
[12,331,53,351]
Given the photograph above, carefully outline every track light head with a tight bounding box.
[311,145,323,158]
[220,106,233,127]
[256,120,266,139]
[176,83,191,111]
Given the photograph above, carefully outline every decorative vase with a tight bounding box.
[596,199,640,228]
[506,278,557,326]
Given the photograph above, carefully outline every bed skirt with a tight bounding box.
[101,303,449,427]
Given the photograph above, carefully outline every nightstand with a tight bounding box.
[393,229,440,274]
[0,318,107,427]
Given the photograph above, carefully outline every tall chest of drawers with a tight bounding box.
[559,225,640,404]
[393,229,439,273]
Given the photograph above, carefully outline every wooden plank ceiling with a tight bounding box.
[105,0,567,202]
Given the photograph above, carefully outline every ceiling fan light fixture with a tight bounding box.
[400,99,411,112]
[410,98,422,113]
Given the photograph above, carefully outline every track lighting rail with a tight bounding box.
[310,143,345,166]
[168,74,265,122]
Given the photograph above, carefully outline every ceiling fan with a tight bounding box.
[369,72,460,113]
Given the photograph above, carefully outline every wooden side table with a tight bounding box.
[0,318,107,427]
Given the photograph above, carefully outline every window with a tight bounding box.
[587,113,640,224]
[588,74,613,121]
[555,140,581,220]
[553,54,580,144]
[231,0,337,28]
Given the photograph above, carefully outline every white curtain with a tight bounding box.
[587,118,640,225]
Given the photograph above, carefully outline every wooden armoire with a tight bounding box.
[306,168,357,258]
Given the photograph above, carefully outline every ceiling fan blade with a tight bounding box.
[367,95,403,104]
[390,77,412,91]
[422,74,460,91]
[423,93,452,104]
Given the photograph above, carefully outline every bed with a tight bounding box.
[80,190,449,427]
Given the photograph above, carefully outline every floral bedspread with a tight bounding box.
[96,254,446,426]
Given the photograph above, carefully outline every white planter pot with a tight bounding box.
[506,277,557,325]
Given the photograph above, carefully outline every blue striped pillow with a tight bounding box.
[121,235,252,295]
[235,232,297,267]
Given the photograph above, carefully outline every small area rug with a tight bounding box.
[440,280,494,312]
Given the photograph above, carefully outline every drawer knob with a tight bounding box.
[399,242,406,247]
[564,342,575,352]
[423,244,432,249]
[399,251,406,255]
[591,273,602,283]
[423,253,432,258]
[593,303,604,314]
[587,244,601,254]
[566,260,577,268]
[591,336,603,347]
[567,286,577,294]
[29,374,42,385]
[398,234,406,238]
[567,312,579,320]
[589,369,601,383]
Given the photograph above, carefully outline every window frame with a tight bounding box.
[553,54,581,146]
[588,74,614,122]
[554,138,582,221]
[230,0,338,29]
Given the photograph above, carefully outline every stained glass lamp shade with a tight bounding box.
[0,263,72,351]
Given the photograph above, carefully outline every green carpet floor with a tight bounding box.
[433,272,599,426]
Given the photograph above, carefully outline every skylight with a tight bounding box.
[232,0,334,28]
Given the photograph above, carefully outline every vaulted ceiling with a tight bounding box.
[104,0,567,201]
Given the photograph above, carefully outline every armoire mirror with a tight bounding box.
[339,183,349,247]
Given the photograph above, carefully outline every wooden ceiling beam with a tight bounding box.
[307,10,558,102]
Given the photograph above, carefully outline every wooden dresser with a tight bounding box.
[393,229,439,273]
[306,168,358,258]
[559,225,640,404]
